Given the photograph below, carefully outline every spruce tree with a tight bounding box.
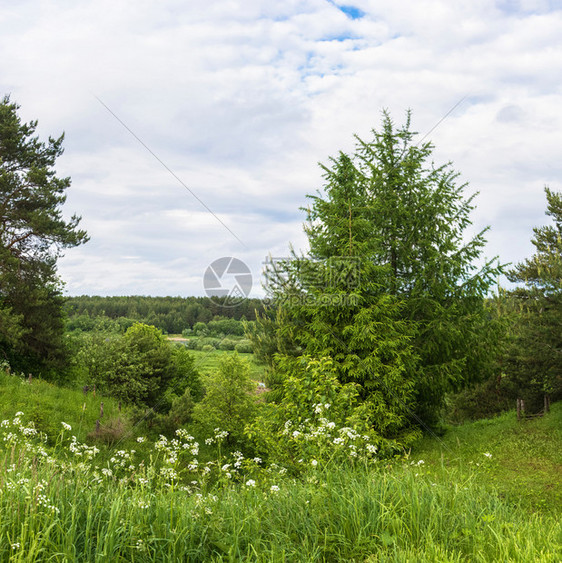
[257,110,502,436]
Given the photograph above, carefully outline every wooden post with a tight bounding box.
[96,419,100,434]
[28,373,32,384]
[100,402,104,419]
[93,384,96,398]
[517,398,521,421]
[544,394,550,414]
[521,399,525,418]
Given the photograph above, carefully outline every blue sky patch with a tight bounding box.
[338,5,365,20]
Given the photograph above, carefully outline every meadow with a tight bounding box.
[0,369,560,562]
[183,348,266,382]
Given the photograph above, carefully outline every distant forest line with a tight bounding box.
[64,295,267,334]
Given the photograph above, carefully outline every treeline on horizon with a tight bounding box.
[64,295,268,334]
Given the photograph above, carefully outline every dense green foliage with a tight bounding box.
[75,323,201,410]
[254,111,502,445]
[193,353,257,449]
[506,187,562,403]
[65,295,265,334]
[0,96,88,373]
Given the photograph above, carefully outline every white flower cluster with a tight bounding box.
[36,493,60,514]
[281,414,379,467]
[0,412,305,501]
[1,414,40,446]
[313,403,331,414]
[205,428,229,445]
[69,436,100,460]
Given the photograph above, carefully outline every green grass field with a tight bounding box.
[0,370,560,561]
[180,345,266,382]
[411,405,562,514]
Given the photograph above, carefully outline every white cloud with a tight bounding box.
[1,0,561,296]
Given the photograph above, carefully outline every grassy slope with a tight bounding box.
[0,371,125,445]
[0,372,560,560]
[412,403,562,513]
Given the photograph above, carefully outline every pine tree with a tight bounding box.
[0,95,88,372]
[507,187,562,406]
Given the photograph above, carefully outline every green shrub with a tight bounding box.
[235,340,253,354]
[152,388,195,434]
[183,338,199,350]
[201,344,215,352]
[75,323,201,409]
[193,353,257,448]
[248,355,390,470]
[218,339,237,351]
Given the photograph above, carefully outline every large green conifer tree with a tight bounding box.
[257,111,502,436]
[0,95,88,373]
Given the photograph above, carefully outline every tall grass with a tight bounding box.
[0,434,560,561]
[0,373,560,561]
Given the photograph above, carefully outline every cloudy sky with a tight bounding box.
[1,0,561,297]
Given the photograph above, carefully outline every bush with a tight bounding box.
[152,388,195,434]
[247,355,412,469]
[201,344,215,352]
[183,338,199,350]
[201,337,221,349]
[193,322,208,336]
[218,339,237,351]
[235,340,253,354]
[75,323,201,409]
[193,353,257,448]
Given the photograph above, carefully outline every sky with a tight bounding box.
[1,0,561,298]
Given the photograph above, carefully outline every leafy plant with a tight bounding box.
[193,353,257,448]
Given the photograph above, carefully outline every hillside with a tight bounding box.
[412,403,562,514]
[0,371,560,561]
